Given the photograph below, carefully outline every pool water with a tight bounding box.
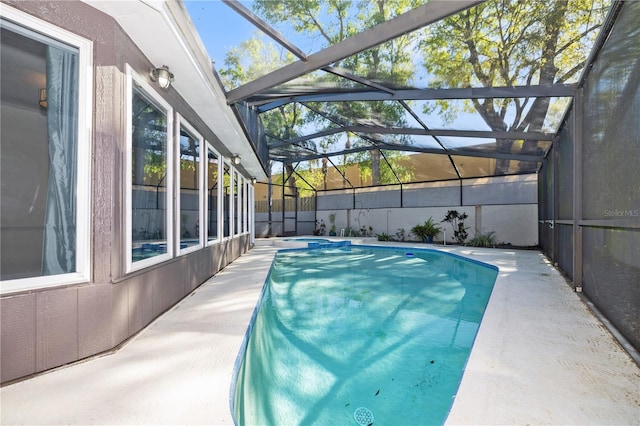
[232,246,498,426]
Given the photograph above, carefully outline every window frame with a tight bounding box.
[243,178,249,234]
[205,142,221,246]
[175,115,205,256]
[235,170,242,237]
[125,65,174,273]
[249,183,255,243]
[222,160,233,239]
[0,6,93,294]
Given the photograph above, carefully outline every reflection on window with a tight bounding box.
[243,180,249,233]
[131,87,168,263]
[178,125,201,251]
[207,146,219,241]
[1,23,79,280]
[235,172,241,235]
[223,163,231,238]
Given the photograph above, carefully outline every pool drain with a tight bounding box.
[353,407,374,425]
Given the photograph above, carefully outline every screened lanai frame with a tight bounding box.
[182,0,640,358]
[187,0,618,194]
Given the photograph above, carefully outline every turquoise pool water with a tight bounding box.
[232,246,498,426]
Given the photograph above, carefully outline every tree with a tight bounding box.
[356,149,414,185]
[131,94,168,184]
[221,36,308,197]
[251,0,421,186]
[420,0,609,174]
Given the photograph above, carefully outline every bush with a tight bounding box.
[442,210,469,244]
[467,231,498,247]
[411,217,441,242]
[376,233,392,241]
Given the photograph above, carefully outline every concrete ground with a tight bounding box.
[1,240,639,425]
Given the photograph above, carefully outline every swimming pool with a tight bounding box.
[232,245,498,425]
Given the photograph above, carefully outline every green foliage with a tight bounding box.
[289,163,325,197]
[342,227,359,237]
[132,97,168,184]
[467,231,498,248]
[219,0,608,182]
[327,212,337,233]
[377,232,393,241]
[411,217,441,242]
[221,0,422,190]
[442,210,469,244]
[420,0,608,174]
[360,225,374,237]
[313,220,326,236]
[219,35,295,89]
[356,149,414,185]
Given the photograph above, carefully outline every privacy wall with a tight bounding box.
[256,174,538,247]
[539,0,640,352]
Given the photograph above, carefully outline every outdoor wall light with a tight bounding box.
[251,177,257,185]
[232,155,241,165]
[150,65,174,89]
[39,88,47,108]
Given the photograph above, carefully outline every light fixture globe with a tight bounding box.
[150,65,174,89]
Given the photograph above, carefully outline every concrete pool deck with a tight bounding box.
[1,239,639,425]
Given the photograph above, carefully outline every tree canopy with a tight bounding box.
[420,0,608,173]
[217,0,609,186]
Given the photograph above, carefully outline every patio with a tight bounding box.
[1,240,638,425]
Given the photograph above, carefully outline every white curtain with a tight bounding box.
[42,46,78,275]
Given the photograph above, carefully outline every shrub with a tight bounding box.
[467,231,498,247]
[411,217,441,242]
[442,210,469,244]
[376,233,392,241]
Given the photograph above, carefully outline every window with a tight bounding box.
[235,171,242,236]
[177,117,204,254]
[244,179,249,234]
[249,183,255,241]
[0,8,92,293]
[223,162,232,238]
[126,66,173,272]
[206,143,220,243]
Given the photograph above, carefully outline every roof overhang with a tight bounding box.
[81,0,267,180]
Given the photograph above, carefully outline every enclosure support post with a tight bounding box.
[268,174,272,236]
[282,166,286,237]
[553,135,560,265]
[572,89,583,291]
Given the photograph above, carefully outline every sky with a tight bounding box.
[180,1,569,159]
[184,1,257,67]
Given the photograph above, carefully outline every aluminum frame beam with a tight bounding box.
[269,125,553,148]
[253,84,577,111]
[226,1,483,104]
[222,0,308,60]
[277,142,545,164]
[322,66,396,94]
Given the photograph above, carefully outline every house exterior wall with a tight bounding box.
[1,1,253,383]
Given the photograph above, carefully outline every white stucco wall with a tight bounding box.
[316,204,538,247]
